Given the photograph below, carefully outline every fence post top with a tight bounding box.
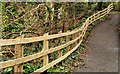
[44,33,49,36]
[59,31,62,33]
[15,35,24,39]
[67,30,70,32]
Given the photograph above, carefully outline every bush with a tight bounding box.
[113,2,120,11]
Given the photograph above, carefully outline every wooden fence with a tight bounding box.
[0,3,113,73]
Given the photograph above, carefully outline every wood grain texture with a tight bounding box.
[66,30,70,52]
[58,31,62,57]
[74,29,78,46]
[42,33,49,66]
[14,35,24,73]
[72,33,75,49]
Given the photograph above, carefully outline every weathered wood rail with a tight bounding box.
[0,3,113,73]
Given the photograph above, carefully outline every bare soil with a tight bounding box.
[74,12,119,72]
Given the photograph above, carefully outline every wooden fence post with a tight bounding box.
[72,29,77,49]
[106,7,109,14]
[82,23,86,38]
[14,35,24,74]
[79,30,82,42]
[58,31,62,65]
[85,23,88,32]
[72,32,75,49]
[58,31,62,57]
[41,33,49,73]
[98,12,101,19]
[94,14,96,22]
[42,33,49,66]
[66,30,70,52]
[75,29,78,46]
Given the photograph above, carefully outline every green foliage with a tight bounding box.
[113,2,120,11]
[73,62,78,67]
[81,18,86,23]
[23,62,43,73]
[84,32,89,39]
[47,42,85,72]
[80,43,85,47]
[23,63,36,73]
[102,2,110,10]
[91,3,97,9]
[2,66,14,74]
[68,25,76,31]
[48,66,68,72]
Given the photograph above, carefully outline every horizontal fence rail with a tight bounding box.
[0,3,113,73]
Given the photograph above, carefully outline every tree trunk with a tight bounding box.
[97,2,103,11]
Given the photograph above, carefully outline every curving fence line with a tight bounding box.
[0,3,113,73]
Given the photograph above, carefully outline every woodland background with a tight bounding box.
[1,2,120,73]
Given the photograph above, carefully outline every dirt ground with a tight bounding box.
[74,12,119,72]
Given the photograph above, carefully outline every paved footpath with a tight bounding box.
[74,12,119,72]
